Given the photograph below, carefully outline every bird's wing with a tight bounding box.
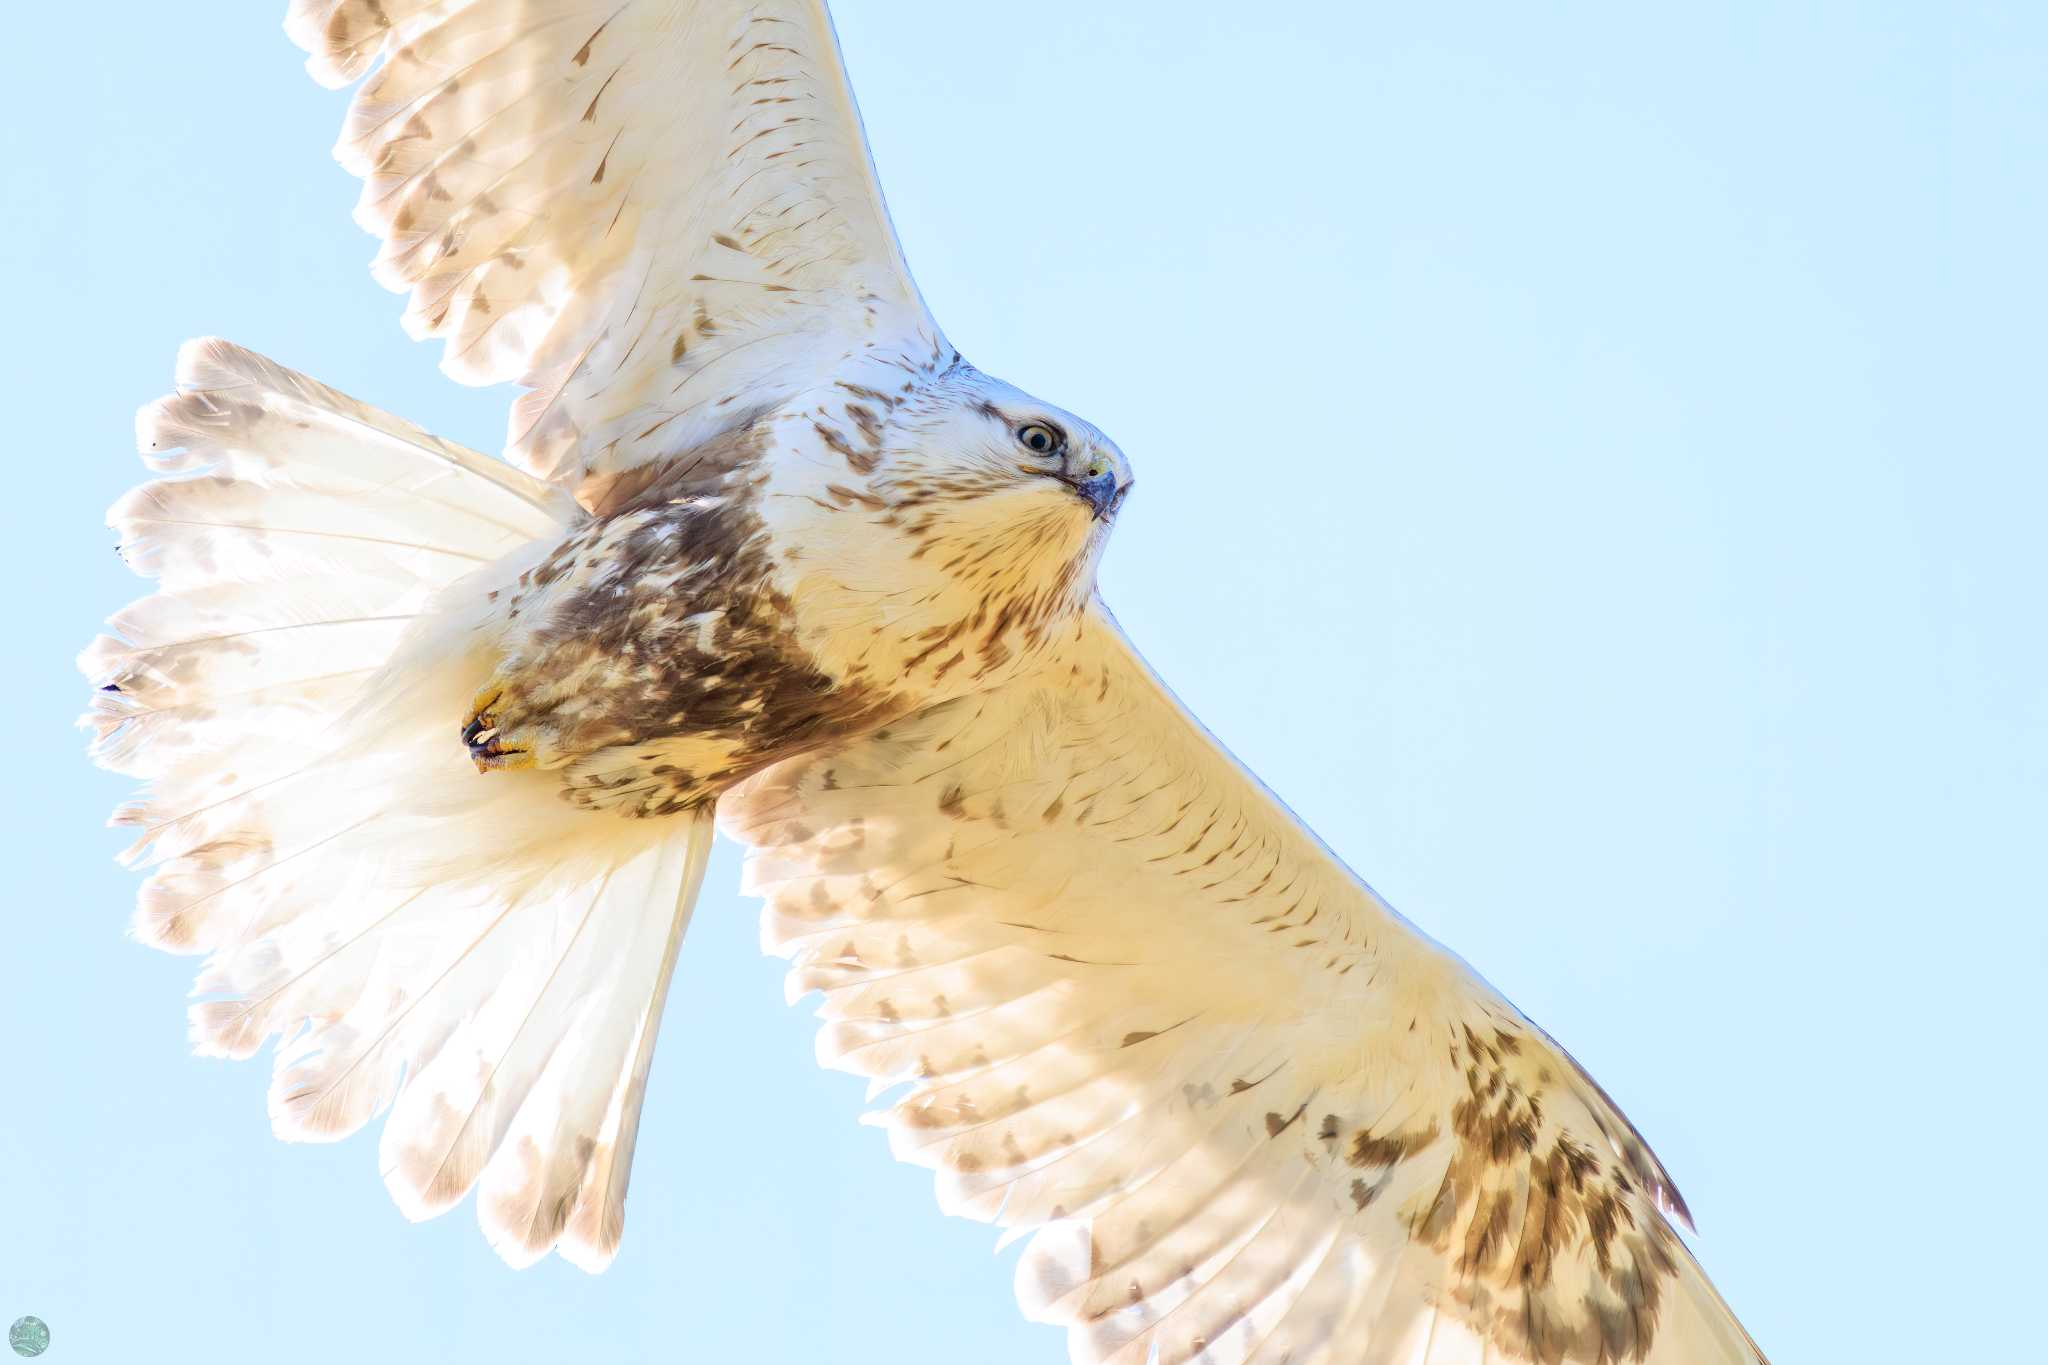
[721,606,1765,1365]
[287,0,942,504]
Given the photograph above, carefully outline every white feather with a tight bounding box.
[89,339,710,1271]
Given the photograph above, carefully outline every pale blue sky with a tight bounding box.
[4,3,2043,1362]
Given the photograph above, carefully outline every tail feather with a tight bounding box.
[471,820,711,1271]
[87,339,706,1271]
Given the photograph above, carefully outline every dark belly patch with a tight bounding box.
[481,450,899,817]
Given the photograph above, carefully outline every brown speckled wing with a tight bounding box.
[721,606,1767,1365]
[285,0,944,503]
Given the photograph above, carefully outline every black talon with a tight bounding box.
[461,693,529,771]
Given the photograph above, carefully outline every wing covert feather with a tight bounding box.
[285,0,943,500]
[721,607,1764,1365]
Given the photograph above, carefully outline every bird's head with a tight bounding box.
[878,363,1133,610]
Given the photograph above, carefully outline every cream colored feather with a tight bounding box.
[721,610,1767,1365]
[285,0,943,500]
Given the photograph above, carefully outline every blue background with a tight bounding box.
[4,3,2042,1362]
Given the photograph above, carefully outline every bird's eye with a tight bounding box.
[1016,422,1063,456]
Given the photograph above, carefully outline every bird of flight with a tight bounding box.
[83,4,1766,1362]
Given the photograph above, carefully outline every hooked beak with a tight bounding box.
[1062,450,1132,522]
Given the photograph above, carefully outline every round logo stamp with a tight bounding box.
[7,1318,48,1358]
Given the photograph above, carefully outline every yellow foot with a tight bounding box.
[461,685,537,772]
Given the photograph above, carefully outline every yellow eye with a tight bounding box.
[1017,422,1063,456]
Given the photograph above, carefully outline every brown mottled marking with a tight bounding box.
[836,381,903,410]
[473,422,906,817]
[572,18,611,66]
[581,70,619,123]
[1365,1028,1698,1363]
[1346,1118,1441,1168]
[812,419,880,474]
[845,402,884,447]
[1264,1103,1306,1137]
[574,420,764,518]
[823,483,886,511]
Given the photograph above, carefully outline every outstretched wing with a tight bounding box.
[721,608,1766,1365]
[287,0,943,502]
